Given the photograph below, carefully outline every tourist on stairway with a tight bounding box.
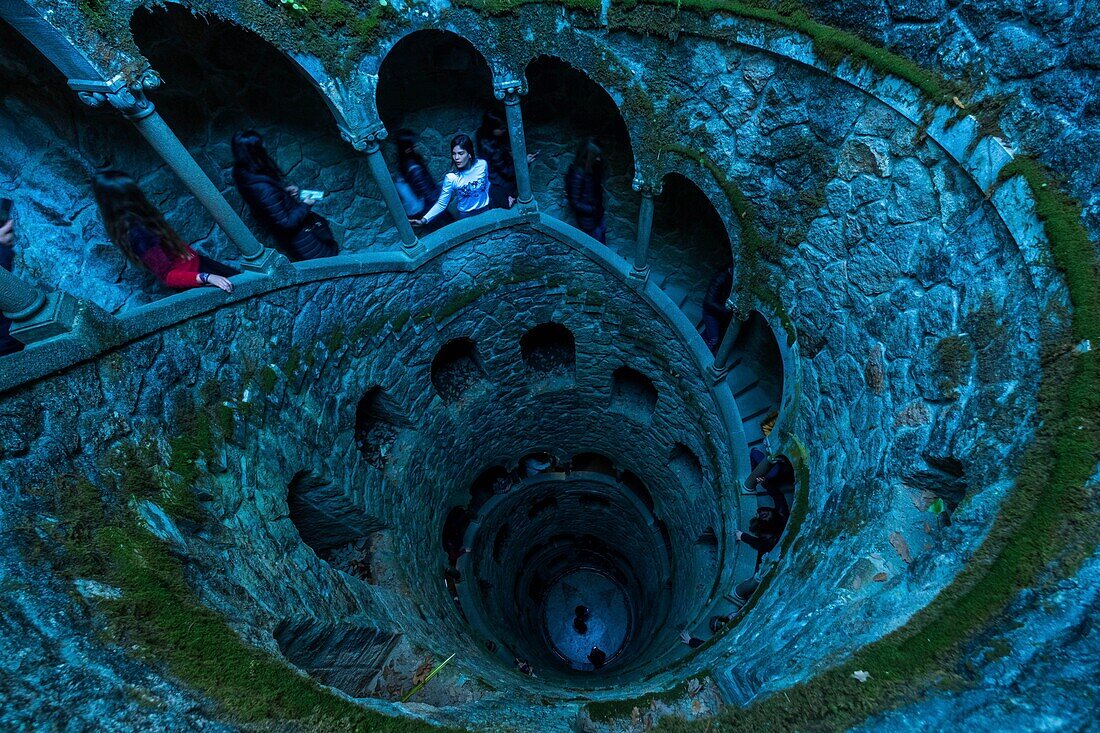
[232,129,338,261]
[92,169,238,293]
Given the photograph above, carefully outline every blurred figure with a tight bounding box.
[477,110,537,209]
[0,209,24,355]
[565,138,606,244]
[702,263,734,353]
[92,170,236,293]
[232,130,337,261]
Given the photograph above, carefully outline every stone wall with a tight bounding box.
[801,0,1100,243]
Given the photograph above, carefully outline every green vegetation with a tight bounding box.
[29,383,449,733]
[935,334,973,395]
[454,0,600,15]
[587,680,693,722]
[657,160,1100,733]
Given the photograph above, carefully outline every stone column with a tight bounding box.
[630,177,662,281]
[494,80,533,206]
[73,71,281,272]
[344,128,419,253]
[0,268,77,345]
[710,302,745,384]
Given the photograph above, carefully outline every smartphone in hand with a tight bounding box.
[300,190,325,205]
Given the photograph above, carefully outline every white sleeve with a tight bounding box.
[424,173,455,222]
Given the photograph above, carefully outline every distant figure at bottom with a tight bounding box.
[588,646,607,670]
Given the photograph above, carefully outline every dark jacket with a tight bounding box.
[477,135,516,197]
[233,166,335,262]
[0,244,23,356]
[704,267,734,316]
[565,163,604,231]
[402,158,440,208]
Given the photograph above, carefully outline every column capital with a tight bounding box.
[340,124,388,153]
[631,175,663,197]
[71,70,162,121]
[493,79,528,102]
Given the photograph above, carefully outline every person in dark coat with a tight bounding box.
[232,130,337,262]
[0,216,24,356]
[564,138,606,244]
[735,465,791,572]
[587,646,606,670]
[476,110,537,209]
[701,263,734,352]
[394,129,450,232]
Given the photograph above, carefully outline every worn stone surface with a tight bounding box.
[0,2,1088,731]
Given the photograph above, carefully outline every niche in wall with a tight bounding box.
[520,322,576,380]
[609,366,658,423]
[274,617,400,698]
[668,444,705,495]
[287,470,389,581]
[431,337,489,403]
[354,387,410,469]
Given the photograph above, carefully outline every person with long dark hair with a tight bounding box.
[91,169,237,293]
[231,130,337,261]
[565,138,607,243]
[394,128,440,218]
[477,110,538,209]
[412,134,492,227]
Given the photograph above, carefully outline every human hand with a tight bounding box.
[735,530,744,541]
[527,151,539,163]
[679,631,692,644]
[755,476,766,485]
[286,185,300,197]
[206,274,234,293]
[0,220,12,246]
[409,217,424,227]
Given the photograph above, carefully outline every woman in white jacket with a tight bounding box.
[411,134,492,226]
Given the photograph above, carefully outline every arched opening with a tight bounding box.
[651,173,733,329]
[727,311,785,446]
[520,322,576,379]
[354,387,409,469]
[442,506,474,566]
[376,30,494,217]
[130,5,390,253]
[609,366,658,423]
[274,618,400,699]
[0,18,195,313]
[522,55,635,246]
[668,444,705,495]
[431,337,489,403]
[469,465,511,514]
[287,469,387,570]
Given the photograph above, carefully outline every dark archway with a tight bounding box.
[520,321,576,378]
[431,337,489,403]
[522,55,636,248]
[651,172,733,330]
[376,30,494,186]
[728,311,786,447]
[131,5,390,253]
[610,366,658,423]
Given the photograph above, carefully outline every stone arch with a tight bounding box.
[520,54,637,230]
[375,28,494,153]
[430,336,489,403]
[609,366,658,423]
[650,172,734,329]
[728,310,786,447]
[353,386,410,470]
[520,321,576,378]
[129,3,389,252]
[286,469,386,558]
[132,2,352,135]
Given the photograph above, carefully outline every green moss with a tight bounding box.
[660,157,1100,733]
[256,365,278,395]
[44,474,446,733]
[586,680,693,722]
[284,346,302,378]
[935,334,973,393]
[454,0,600,15]
[323,328,346,352]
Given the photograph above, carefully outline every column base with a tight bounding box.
[239,247,288,274]
[9,290,79,345]
[709,362,730,385]
[628,265,650,283]
[401,237,425,259]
